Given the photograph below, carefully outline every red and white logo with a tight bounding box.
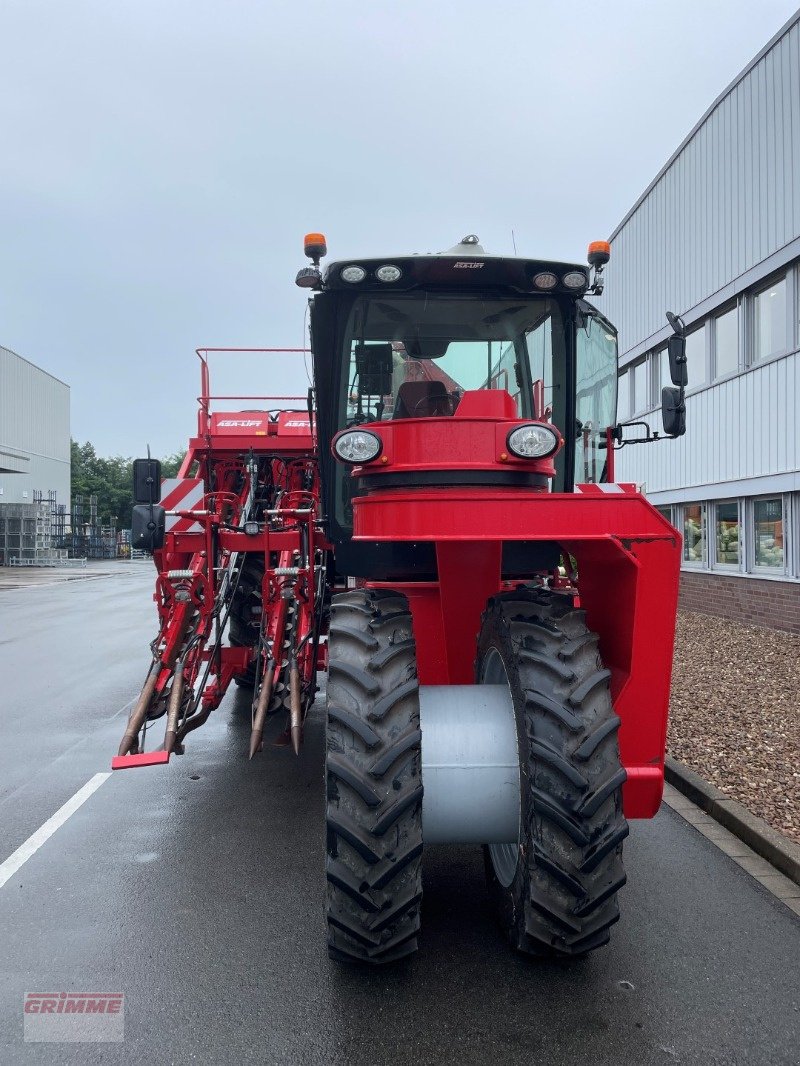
[24,992,124,1042]
[216,419,264,428]
[211,414,268,434]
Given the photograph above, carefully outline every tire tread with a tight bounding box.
[480,588,628,959]
[326,588,423,964]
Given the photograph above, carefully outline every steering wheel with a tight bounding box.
[412,396,451,417]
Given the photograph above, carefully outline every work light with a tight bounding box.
[506,423,559,459]
[376,264,402,283]
[561,271,587,289]
[333,430,382,463]
[532,272,558,289]
[341,265,367,283]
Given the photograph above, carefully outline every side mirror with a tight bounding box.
[133,458,162,504]
[667,335,688,387]
[132,503,165,551]
[661,387,686,436]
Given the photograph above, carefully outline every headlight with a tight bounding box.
[507,423,559,459]
[532,271,558,290]
[341,265,367,283]
[376,264,402,283]
[561,271,587,289]
[333,430,382,463]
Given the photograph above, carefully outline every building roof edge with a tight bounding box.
[0,345,70,390]
[609,7,800,242]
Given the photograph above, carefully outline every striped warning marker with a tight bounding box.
[161,478,204,533]
[574,483,638,494]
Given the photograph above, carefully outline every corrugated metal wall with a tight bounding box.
[0,346,70,506]
[603,12,800,363]
[614,350,800,499]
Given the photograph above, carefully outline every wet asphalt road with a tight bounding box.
[0,564,799,1065]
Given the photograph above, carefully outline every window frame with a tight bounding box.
[710,499,742,572]
[616,368,631,423]
[680,502,707,568]
[680,320,708,393]
[791,492,800,579]
[711,300,740,382]
[629,357,649,416]
[749,271,793,368]
[655,504,674,528]
[747,494,789,576]
[652,346,668,408]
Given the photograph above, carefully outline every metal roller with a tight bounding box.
[419,685,520,845]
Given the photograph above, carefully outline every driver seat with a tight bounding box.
[393,380,452,419]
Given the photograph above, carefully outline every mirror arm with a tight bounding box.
[612,420,665,448]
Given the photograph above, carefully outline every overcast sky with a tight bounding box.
[1,0,797,456]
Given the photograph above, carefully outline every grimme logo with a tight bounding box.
[24,992,124,1043]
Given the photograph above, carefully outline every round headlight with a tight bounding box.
[562,271,587,289]
[376,264,402,283]
[341,265,366,283]
[333,430,382,463]
[507,423,559,459]
[532,271,558,290]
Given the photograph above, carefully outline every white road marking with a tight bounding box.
[0,773,111,889]
[0,696,135,814]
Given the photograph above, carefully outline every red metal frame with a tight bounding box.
[346,392,681,818]
[113,349,329,769]
[116,350,681,823]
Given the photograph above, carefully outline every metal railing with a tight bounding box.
[195,348,311,436]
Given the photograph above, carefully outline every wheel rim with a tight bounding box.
[482,647,521,888]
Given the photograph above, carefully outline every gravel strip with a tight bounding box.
[668,610,800,845]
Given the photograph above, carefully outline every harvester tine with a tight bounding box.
[163,662,185,755]
[249,658,275,759]
[118,661,160,757]
[289,658,302,756]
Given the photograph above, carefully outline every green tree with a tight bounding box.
[70,440,186,528]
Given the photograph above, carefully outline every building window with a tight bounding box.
[656,505,673,525]
[682,503,705,565]
[713,305,738,378]
[753,276,787,362]
[714,500,740,567]
[752,497,784,570]
[655,347,669,404]
[685,324,707,387]
[631,359,648,413]
[617,370,630,422]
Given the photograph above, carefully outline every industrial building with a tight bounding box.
[0,344,70,564]
[605,9,800,633]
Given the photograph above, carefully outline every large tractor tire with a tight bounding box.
[478,588,628,958]
[325,588,423,964]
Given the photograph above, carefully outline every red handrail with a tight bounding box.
[194,348,312,436]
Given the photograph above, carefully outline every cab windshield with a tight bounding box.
[340,293,567,427]
[334,292,617,527]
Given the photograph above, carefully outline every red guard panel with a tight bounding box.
[355,488,681,819]
[276,411,313,435]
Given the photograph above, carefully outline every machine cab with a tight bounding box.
[305,236,619,575]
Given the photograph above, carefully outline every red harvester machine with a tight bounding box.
[116,233,688,964]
